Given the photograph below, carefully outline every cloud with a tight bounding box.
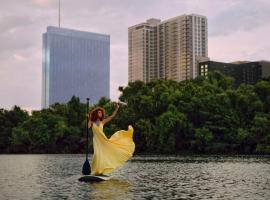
[209,0,270,37]
[0,47,41,109]
[30,0,56,8]
[13,53,28,62]
[209,23,270,62]
[0,16,34,33]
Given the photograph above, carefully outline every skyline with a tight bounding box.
[0,0,270,111]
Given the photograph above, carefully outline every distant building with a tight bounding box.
[198,60,270,86]
[42,26,110,108]
[128,14,208,83]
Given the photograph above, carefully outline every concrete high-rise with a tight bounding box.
[42,26,110,108]
[128,14,208,82]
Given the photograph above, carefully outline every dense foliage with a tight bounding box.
[1,72,270,154]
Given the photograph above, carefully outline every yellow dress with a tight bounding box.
[91,121,135,175]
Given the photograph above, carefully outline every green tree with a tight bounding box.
[250,113,270,154]
[0,106,29,152]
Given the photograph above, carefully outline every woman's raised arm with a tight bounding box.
[103,104,120,125]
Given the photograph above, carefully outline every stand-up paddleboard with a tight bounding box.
[78,174,111,182]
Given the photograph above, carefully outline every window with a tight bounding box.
[201,69,204,74]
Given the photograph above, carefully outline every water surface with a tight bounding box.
[0,154,269,199]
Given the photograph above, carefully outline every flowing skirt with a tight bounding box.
[91,125,135,175]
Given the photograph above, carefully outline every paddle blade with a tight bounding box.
[82,159,91,175]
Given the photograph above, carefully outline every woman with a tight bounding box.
[88,103,135,176]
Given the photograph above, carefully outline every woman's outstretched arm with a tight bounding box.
[103,104,120,125]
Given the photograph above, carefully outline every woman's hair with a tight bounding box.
[89,107,105,122]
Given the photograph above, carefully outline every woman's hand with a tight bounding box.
[88,118,93,128]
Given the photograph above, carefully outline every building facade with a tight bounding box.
[198,60,270,86]
[42,26,110,108]
[128,14,208,83]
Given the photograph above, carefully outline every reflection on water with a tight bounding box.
[0,154,269,200]
[89,179,132,200]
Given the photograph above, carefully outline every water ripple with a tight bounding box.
[0,154,269,199]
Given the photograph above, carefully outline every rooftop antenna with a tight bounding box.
[58,0,61,27]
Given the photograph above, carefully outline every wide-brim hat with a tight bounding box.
[89,106,106,116]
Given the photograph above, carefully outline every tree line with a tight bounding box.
[1,71,270,154]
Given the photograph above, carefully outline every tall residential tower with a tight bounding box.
[42,26,110,108]
[128,14,208,82]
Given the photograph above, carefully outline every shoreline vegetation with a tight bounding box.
[1,72,270,154]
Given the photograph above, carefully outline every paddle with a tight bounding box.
[82,97,91,175]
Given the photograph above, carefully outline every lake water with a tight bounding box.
[0,154,269,199]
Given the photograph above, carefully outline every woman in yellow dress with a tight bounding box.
[88,104,135,176]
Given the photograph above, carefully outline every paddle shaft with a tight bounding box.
[86,98,90,159]
[82,98,90,175]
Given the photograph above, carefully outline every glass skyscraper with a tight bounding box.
[42,26,110,108]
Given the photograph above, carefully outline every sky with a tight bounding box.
[0,0,270,111]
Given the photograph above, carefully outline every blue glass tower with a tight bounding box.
[42,26,110,108]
